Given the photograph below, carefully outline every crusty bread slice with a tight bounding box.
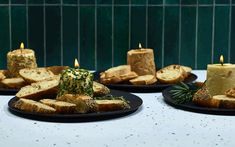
[14,98,56,114]
[56,94,97,113]
[100,74,122,84]
[16,78,59,100]
[1,78,27,89]
[225,88,235,98]
[93,81,110,96]
[156,65,186,84]
[0,70,7,80]
[181,65,192,77]
[46,66,69,75]
[212,95,235,109]
[129,75,157,85]
[19,68,55,83]
[119,71,138,81]
[95,100,130,111]
[103,65,131,78]
[40,99,76,113]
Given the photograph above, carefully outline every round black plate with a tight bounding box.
[0,88,19,95]
[163,86,235,115]
[8,90,143,122]
[94,71,197,93]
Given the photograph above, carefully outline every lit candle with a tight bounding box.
[58,58,93,97]
[206,55,235,96]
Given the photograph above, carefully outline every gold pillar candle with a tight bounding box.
[7,43,37,77]
[127,43,156,76]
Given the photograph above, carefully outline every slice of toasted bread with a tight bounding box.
[14,98,56,114]
[95,100,130,111]
[212,95,235,109]
[40,99,76,113]
[19,68,55,83]
[56,94,97,113]
[1,78,27,89]
[181,65,192,77]
[192,85,215,107]
[16,78,59,100]
[100,75,122,84]
[46,66,69,75]
[225,88,235,98]
[129,75,157,85]
[0,70,7,80]
[156,65,186,84]
[93,81,110,96]
[119,71,138,81]
[103,65,131,78]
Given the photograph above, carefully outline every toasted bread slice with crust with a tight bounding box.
[19,68,55,84]
[1,78,27,89]
[181,65,192,77]
[40,99,76,113]
[95,100,130,111]
[14,98,56,114]
[129,75,157,85]
[103,65,131,78]
[93,81,110,96]
[225,88,235,98]
[46,66,69,75]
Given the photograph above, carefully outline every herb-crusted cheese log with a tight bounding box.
[58,68,93,97]
[7,49,37,77]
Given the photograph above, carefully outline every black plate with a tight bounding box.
[8,90,143,122]
[163,86,235,115]
[94,71,197,92]
[0,88,19,95]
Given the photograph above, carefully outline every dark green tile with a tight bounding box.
[214,6,229,63]
[197,7,213,69]
[164,6,179,66]
[63,0,78,4]
[28,0,43,4]
[80,6,95,70]
[216,0,230,4]
[114,0,129,4]
[181,0,196,4]
[0,7,9,69]
[28,6,44,67]
[149,0,162,4]
[0,0,9,4]
[79,0,94,4]
[233,0,235,4]
[45,0,60,4]
[231,6,235,63]
[131,6,146,49]
[97,0,112,4]
[113,6,129,66]
[131,0,146,4]
[45,6,61,66]
[11,0,26,4]
[148,6,163,69]
[180,7,196,68]
[11,6,27,50]
[63,6,78,66]
[97,6,112,70]
[165,0,179,4]
[198,0,213,4]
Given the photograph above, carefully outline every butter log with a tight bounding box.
[7,48,37,77]
[127,49,156,77]
[206,64,235,96]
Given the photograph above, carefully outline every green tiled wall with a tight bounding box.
[0,0,234,70]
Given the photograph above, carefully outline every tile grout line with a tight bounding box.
[43,0,46,66]
[112,0,114,67]
[26,0,29,47]
[162,0,165,68]
[9,0,12,50]
[195,0,199,69]
[211,0,215,64]
[178,0,182,64]
[145,0,148,47]
[78,1,81,62]
[60,0,63,66]
[128,0,131,50]
[228,0,232,63]
[95,0,97,70]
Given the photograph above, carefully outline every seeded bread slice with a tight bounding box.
[1,78,27,89]
[19,68,55,83]
[156,65,186,84]
[129,75,157,85]
[40,99,76,113]
[14,98,56,114]
[93,81,110,96]
[95,100,130,111]
[16,78,59,100]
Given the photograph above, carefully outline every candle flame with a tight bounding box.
[20,42,24,49]
[74,58,80,68]
[220,55,224,66]
[138,43,142,49]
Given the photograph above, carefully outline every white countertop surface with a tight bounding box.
[1,70,235,147]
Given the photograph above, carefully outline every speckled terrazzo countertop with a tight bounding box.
[1,70,234,147]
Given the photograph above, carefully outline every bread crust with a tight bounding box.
[40,99,76,113]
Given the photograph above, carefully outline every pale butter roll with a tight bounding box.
[7,49,37,77]
[206,64,235,96]
[127,49,156,76]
